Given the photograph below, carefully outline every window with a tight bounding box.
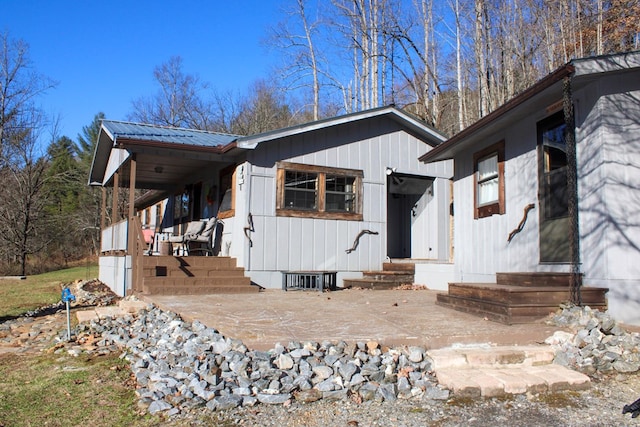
[218,165,236,219]
[539,115,568,220]
[277,162,363,220]
[473,141,505,218]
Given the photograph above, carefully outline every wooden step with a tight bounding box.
[142,276,258,295]
[362,271,414,283]
[383,262,415,273]
[143,255,239,269]
[343,278,402,290]
[447,283,609,306]
[436,294,562,324]
[496,272,582,287]
[142,266,246,278]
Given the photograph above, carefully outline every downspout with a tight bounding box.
[563,76,581,305]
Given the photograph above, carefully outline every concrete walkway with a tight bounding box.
[144,289,565,351]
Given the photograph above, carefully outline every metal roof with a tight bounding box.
[237,105,447,149]
[100,120,241,147]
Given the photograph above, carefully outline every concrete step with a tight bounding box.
[76,299,151,323]
[427,345,590,397]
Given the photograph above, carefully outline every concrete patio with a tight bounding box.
[144,289,565,351]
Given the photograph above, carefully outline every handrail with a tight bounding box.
[507,203,535,243]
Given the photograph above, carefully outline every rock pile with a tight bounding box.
[76,304,448,415]
[546,304,640,375]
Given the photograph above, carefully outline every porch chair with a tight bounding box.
[185,217,219,256]
[168,217,218,256]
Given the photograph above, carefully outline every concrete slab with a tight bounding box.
[143,289,564,351]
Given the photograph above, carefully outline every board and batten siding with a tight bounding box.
[577,76,640,324]
[239,116,451,289]
[452,106,571,283]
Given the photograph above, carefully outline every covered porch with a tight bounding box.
[89,120,257,296]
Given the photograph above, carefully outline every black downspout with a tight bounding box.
[563,76,582,305]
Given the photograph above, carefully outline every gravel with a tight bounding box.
[2,280,640,426]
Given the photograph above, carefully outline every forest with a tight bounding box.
[0,0,638,275]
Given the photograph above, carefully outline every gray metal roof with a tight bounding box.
[236,106,447,149]
[101,120,241,147]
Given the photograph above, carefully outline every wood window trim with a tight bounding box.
[276,161,363,221]
[473,140,505,219]
[218,164,236,219]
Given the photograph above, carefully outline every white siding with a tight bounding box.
[240,116,452,288]
[448,68,640,325]
[578,77,640,325]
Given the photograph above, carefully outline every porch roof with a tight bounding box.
[419,50,640,163]
[89,120,243,190]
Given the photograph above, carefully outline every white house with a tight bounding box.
[89,106,453,296]
[419,51,640,326]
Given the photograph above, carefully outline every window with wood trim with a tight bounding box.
[218,165,236,219]
[539,113,568,220]
[473,141,505,218]
[276,162,363,220]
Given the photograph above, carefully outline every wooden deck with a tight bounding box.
[140,256,259,295]
[436,272,608,325]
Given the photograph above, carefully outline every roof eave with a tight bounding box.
[419,64,575,163]
[237,106,446,149]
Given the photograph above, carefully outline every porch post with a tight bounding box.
[128,154,139,293]
[563,76,581,305]
[101,187,107,231]
[111,170,119,224]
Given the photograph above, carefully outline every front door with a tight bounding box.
[538,112,570,262]
[386,174,433,259]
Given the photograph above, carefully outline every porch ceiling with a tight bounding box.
[114,144,241,191]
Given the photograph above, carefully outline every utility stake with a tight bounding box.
[61,288,76,341]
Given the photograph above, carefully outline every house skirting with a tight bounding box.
[99,255,131,297]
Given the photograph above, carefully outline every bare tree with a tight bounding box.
[129,56,215,130]
[0,113,50,276]
[0,32,56,159]
[271,0,324,120]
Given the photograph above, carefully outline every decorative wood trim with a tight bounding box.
[276,209,363,221]
[275,161,364,221]
[277,161,363,177]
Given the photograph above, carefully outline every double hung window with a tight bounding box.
[473,141,505,218]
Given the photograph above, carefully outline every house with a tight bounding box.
[419,51,640,326]
[89,106,454,297]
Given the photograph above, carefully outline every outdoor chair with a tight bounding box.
[168,217,218,256]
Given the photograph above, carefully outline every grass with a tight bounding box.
[0,263,99,319]
[0,352,162,427]
[0,264,177,427]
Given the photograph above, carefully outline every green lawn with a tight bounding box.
[0,264,99,318]
[0,264,189,426]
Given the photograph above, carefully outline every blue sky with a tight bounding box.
[1,0,282,144]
